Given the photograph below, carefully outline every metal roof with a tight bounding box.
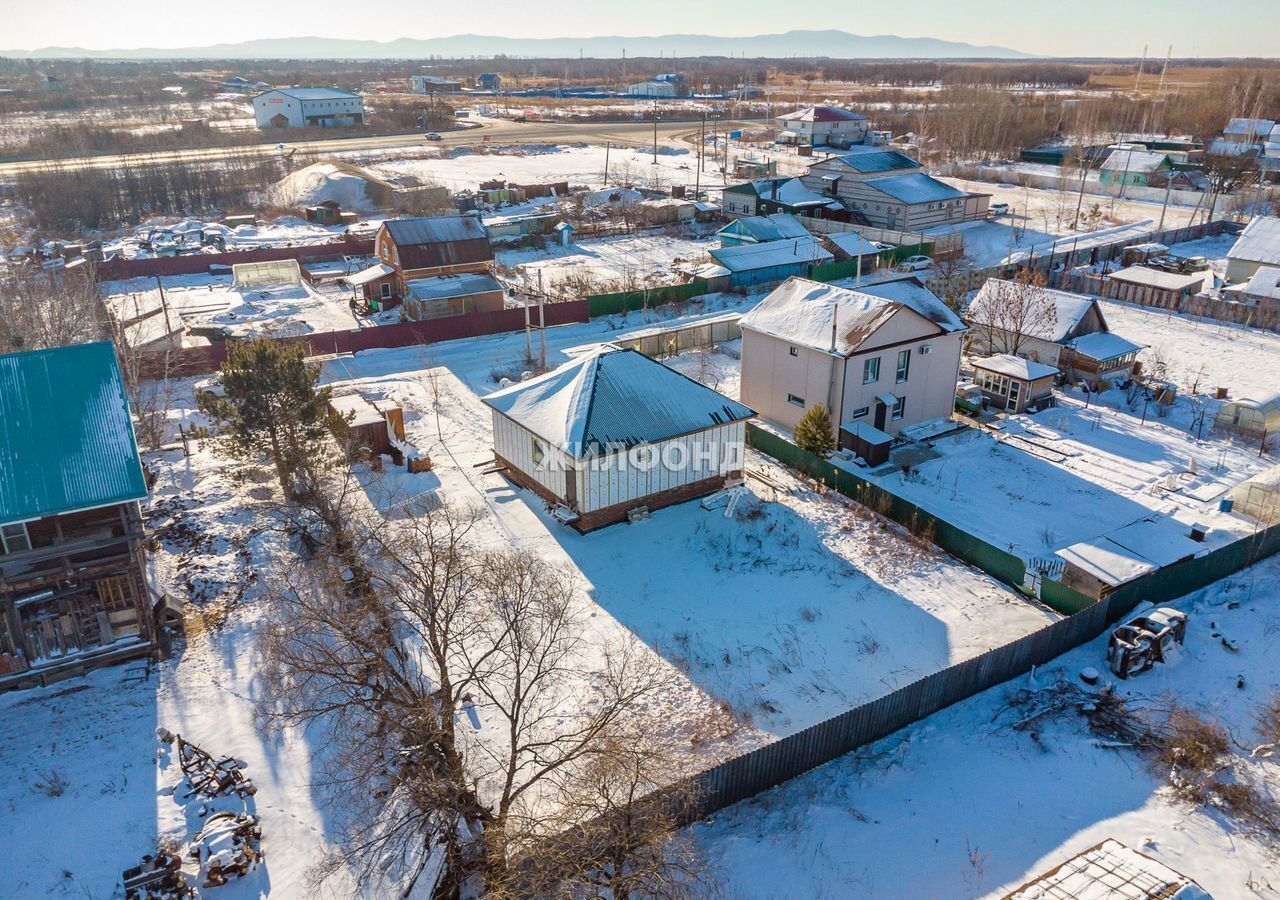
[384,215,488,246]
[1229,216,1280,266]
[827,149,922,174]
[270,87,361,101]
[864,173,967,204]
[777,106,867,123]
[718,213,812,244]
[0,342,147,524]
[709,236,833,272]
[482,348,754,460]
[406,272,504,301]
[973,353,1058,381]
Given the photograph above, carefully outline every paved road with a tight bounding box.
[0,117,765,178]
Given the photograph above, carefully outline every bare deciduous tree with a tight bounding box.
[969,271,1058,358]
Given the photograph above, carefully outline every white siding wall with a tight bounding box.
[575,421,745,514]
[491,412,569,502]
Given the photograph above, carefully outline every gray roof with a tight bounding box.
[709,236,833,272]
[406,272,504,301]
[384,215,488,246]
[865,173,967,204]
[482,348,754,460]
[270,87,361,101]
[720,213,812,243]
[1100,149,1170,173]
[1229,216,1280,266]
[827,148,921,174]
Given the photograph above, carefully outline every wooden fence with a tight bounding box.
[1060,270,1280,334]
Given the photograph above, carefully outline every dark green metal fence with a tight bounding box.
[585,279,716,317]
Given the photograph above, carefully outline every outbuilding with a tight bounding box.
[971,354,1058,413]
[1227,216,1280,282]
[1214,393,1280,440]
[402,273,506,321]
[482,347,755,531]
[252,88,364,129]
[707,236,833,289]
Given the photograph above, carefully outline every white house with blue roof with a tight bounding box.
[253,87,364,129]
[482,347,755,530]
[802,147,989,230]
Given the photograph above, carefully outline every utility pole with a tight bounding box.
[653,104,658,165]
[696,113,704,199]
[603,142,610,187]
[1134,44,1148,93]
[1157,170,1174,232]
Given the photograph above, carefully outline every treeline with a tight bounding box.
[9,155,289,231]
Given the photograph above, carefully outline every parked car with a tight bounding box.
[425,133,443,141]
[989,202,1011,217]
[899,255,934,272]
[1146,255,1182,272]
[1178,255,1210,273]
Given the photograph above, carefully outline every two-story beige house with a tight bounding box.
[739,276,967,450]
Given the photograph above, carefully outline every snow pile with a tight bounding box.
[271,162,381,212]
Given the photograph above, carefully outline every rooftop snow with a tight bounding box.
[777,106,867,123]
[1229,216,1280,266]
[709,236,832,273]
[1109,266,1208,291]
[406,272,504,301]
[865,173,967,204]
[1065,331,1145,361]
[0,342,148,524]
[1100,148,1170,173]
[481,347,754,460]
[1224,117,1275,137]
[719,213,812,243]
[341,262,396,286]
[383,215,488,247]
[824,232,887,258]
[966,279,1099,343]
[973,354,1058,381]
[1056,517,1203,587]
[739,276,956,356]
[268,87,361,101]
[856,277,966,333]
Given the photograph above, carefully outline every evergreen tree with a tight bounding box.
[794,404,835,457]
[199,339,333,493]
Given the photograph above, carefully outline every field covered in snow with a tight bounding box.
[0,299,1060,897]
[497,228,717,290]
[693,555,1280,899]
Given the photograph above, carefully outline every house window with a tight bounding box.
[531,438,546,466]
[380,282,391,300]
[787,393,806,407]
[0,522,31,554]
[789,346,799,357]
[892,397,906,421]
[850,406,870,419]
[896,349,911,383]
[863,357,880,384]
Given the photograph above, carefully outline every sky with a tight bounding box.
[2,0,1277,58]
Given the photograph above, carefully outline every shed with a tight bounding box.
[1214,393,1280,439]
[839,421,893,467]
[971,354,1057,413]
[328,393,406,462]
[402,273,505,321]
[1105,266,1210,304]
[1056,518,1203,598]
[482,348,755,531]
[708,236,833,289]
[1227,216,1280,281]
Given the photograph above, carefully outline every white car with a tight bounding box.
[899,255,934,271]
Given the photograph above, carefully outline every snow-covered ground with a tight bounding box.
[0,299,1058,897]
[496,229,716,290]
[694,554,1280,899]
[364,144,709,192]
[101,271,395,340]
[1099,297,1280,403]
[100,216,372,260]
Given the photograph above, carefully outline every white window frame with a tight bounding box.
[896,349,911,383]
[891,397,906,421]
[863,357,880,384]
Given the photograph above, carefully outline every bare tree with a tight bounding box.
[969,271,1058,358]
[0,266,106,353]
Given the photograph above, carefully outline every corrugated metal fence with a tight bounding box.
[675,593,1117,821]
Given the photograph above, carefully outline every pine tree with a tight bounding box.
[794,404,835,457]
[199,339,333,493]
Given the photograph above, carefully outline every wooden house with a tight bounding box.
[0,343,155,688]
[344,216,494,305]
[482,348,755,531]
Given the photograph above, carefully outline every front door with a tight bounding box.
[873,401,888,431]
[1006,381,1022,412]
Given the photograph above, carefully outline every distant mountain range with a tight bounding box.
[1,29,1032,61]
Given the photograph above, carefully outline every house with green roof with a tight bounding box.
[0,342,157,688]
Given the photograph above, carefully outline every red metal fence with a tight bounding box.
[138,299,592,379]
[97,237,376,282]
